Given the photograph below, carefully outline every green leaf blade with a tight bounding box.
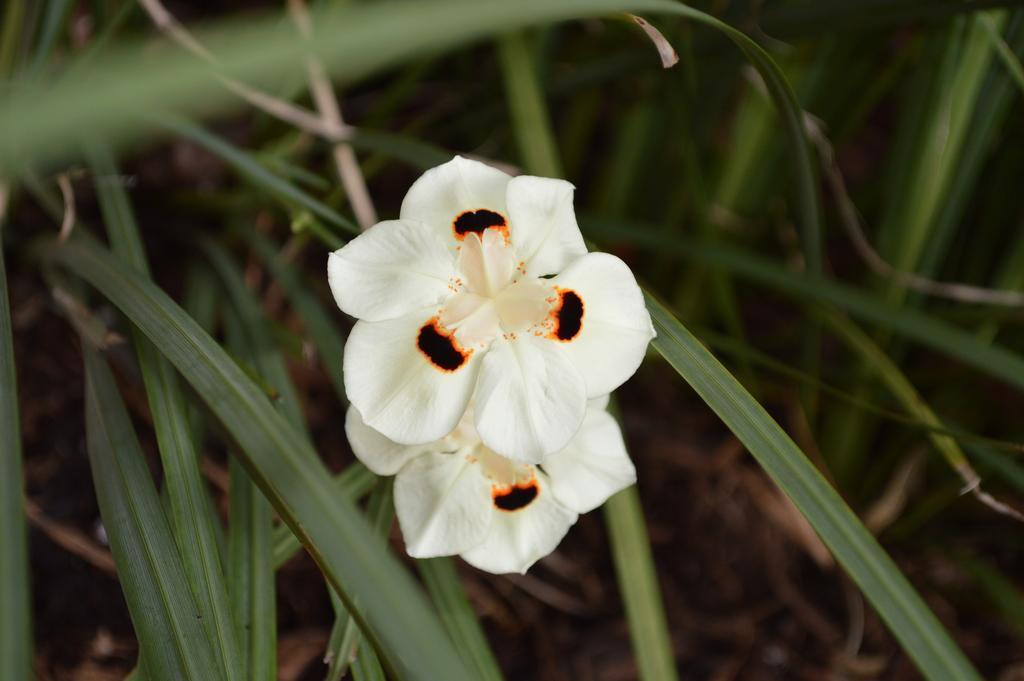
[82,346,224,681]
[604,487,679,681]
[646,293,982,681]
[0,203,32,681]
[52,235,475,681]
[417,558,505,681]
[89,145,243,681]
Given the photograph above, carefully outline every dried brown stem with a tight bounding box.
[864,451,925,534]
[956,462,1024,523]
[287,0,378,230]
[810,120,1024,307]
[138,0,345,140]
[56,173,75,243]
[742,66,1024,307]
[25,499,118,575]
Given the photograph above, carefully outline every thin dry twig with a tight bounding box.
[56,173,76,243]
[739,467,833,568]
[25,499,118,575]
[138,0,345,140]
[810,121,1024,307]
[956,462,1024,523]
[504,572,592,616]
[51,286,124,350]
[287,0,378,230]
[864,451,926,534]
[742,66,1024,308]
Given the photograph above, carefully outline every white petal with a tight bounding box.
[506,176,587,277]
[473,335,587,463]
[394,450,493,558]
[400,156,512,247]
[344,405,426,476]
[550,253,655,397]
[327,220,455,323]
[344,310,480,445]
[457,229,516,297]
[544,406,636,514]
[460,472,577,574]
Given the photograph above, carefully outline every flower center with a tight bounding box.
[439,229,549,347]
[444,411,542,513]
[476,446,540,512]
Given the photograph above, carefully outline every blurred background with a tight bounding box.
[3,0,1024,679]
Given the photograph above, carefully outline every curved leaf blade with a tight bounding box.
[645,293,982,681]
[604,487,679,681]
[89,145,243,681]
[0,198,32,681]
[52,235,475,681]
[417,558,505,681]
[83,346,224,681]
[586,220,1024,395]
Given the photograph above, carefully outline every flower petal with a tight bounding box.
[344,310,480,445]
[506,176,587,277]
[394,450,493,558]
[327,220,455,323]
[473,334,586,463]
[550,252,655,397]
[400,156,512,247]
[544,405,637,514]
[459,472,577,574]
[457,229,516,298]
[344,405,427,475]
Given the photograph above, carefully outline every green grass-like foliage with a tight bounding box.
[646,294,982,680]
[52,235,475,681]
[83,346,224,681]
[8,0,1024,678]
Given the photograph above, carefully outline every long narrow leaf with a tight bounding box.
[1,0,826,247]
[585,220,1024,395]
[497,32,562,178]
[163,117,357,242]
[646,293,982,681]
[82,346,223,681]
[203,238,308,434]
[272,463,378,568]
[499,33,682,680]
[222,307,278,681]
[227,452,276,681]
[50,235,475,681]
[818,311,975,483]
[417,558,505,681]
[604,487,679,681]
[0,190,32,681]
[89,145,242,681]
[328,480,395,681]
[245,230,347,404]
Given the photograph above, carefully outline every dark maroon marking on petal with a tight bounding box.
[493,481,539,511]
[453,209,507,240]
[417,319,469,371]
[551,289,584,341]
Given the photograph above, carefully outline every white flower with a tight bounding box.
[328,156,654,462]
[346,396,636,574]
